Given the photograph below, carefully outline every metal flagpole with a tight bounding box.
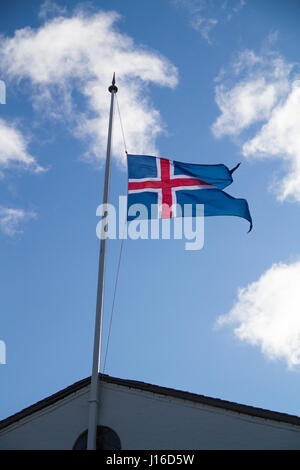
[87,74,118,451]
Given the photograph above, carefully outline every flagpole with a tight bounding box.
[87,74,118,451]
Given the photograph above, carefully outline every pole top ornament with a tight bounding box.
[108,73,118,93]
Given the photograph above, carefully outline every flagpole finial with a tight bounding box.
[108,73,118,93]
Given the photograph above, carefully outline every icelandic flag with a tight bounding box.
[127,154,252,231]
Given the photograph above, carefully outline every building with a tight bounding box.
[0,374,300,449]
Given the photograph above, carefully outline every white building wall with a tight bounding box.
[0,381,300,450]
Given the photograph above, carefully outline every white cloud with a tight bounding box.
[0,120,42,237]
[212,50,291,137]
[227,0,246,20]
[0,9,178,166]
[0,118,43,173]
[38,0,66,19]
[192,16,218,44]
[217,261,300,369]
[0,207,36,236]
[212,48,300,203]
[212,78,279,137]
[172,0,245,43]
[243,82,300,202]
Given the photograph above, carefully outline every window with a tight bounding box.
[73,426,121,450]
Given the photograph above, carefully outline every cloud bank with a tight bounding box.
[217,261,300,369]
[0,8,178,166]
[212,48,300,202]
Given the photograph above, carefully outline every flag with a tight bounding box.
[127,154,252,231]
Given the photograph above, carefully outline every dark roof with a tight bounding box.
[1,374,300,430]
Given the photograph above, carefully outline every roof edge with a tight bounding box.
[1,374,300,431]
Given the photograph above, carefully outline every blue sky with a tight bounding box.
[1,0,300,421]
